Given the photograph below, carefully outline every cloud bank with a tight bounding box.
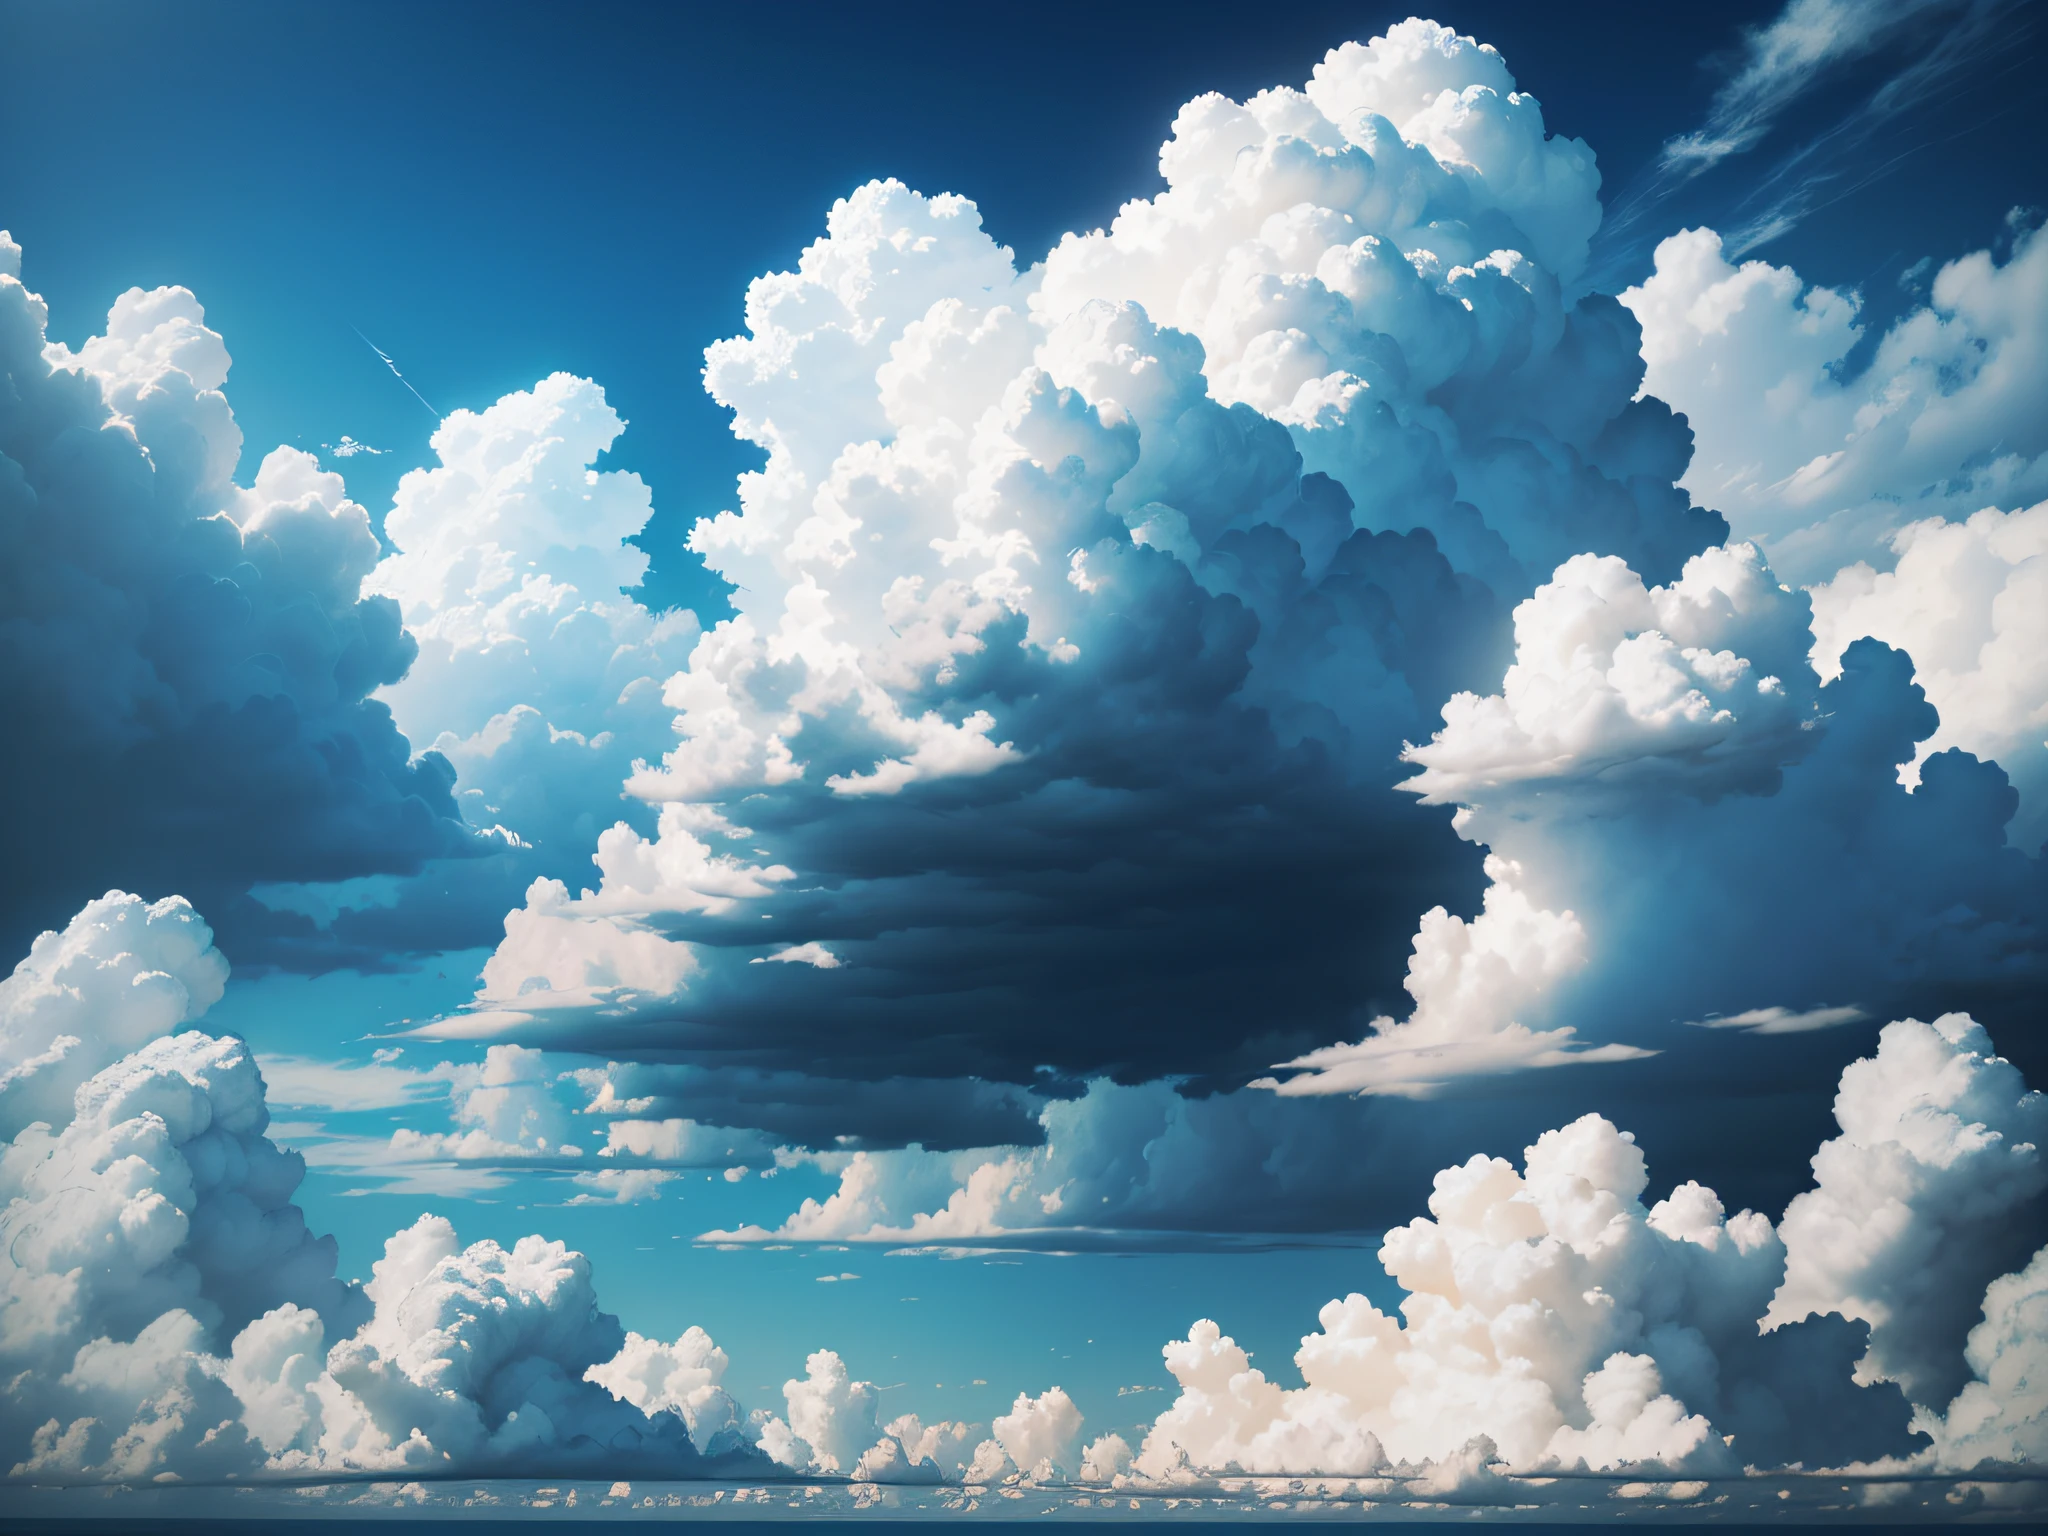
[9,5,2048,1512]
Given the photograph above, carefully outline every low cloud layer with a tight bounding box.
[5,891,2043,1500]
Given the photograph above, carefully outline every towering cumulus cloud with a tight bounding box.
[456,18,1742,1138]
[0,895,763,1484]
[0,234,487,958]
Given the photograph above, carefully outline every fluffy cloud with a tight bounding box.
[1809,499,2048,847]
[1621,221,2048,581]
[1928,1243,2048,1467]
[1131,1111,1914,1477]
[1128,1015,2048,1481]
[1401,541,1817,811]
[750,1350,1084,1489]
[255,1214,757,1479]
[1764,1014,2047,1406]
[1,1027,365,1480]
[756,1349,883,1475]
[425,1043,580,1158]
[0,894,763,1486]
[246,374,704,964]
[0,1030,365,1381]
[747,1351,1045,1486]
[364,377,700,875]
[991,1386,1084,1477]
[0,243,486,958]
[583,1326,741,1451]
[1078,1431,1134,1483]
[0,892,227,1139]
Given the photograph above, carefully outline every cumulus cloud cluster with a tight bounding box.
[312,11,2041,1246]
[0,897,762,1485]
[3,888,2047,1502]
[1130,1015,2045,1480]
[0,235,488,959]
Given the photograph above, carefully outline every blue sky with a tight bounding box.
[4,0,2048,1511]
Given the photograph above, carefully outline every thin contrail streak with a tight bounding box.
[351,325,442,421]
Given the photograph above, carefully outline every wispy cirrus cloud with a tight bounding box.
[1597,0,2026,273]
[1661,0,1963,178]
[255,1051,454,1110]
[1685,1003,1869,1034]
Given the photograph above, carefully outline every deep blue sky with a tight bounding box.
[8,0,2039,615]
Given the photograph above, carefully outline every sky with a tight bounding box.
[3,0,2048,1517]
